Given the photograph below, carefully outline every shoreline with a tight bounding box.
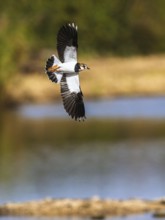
[0,198,165,217]
[4,55,165,106]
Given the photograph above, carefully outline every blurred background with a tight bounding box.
[1,0,165,210]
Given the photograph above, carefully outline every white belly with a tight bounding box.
[59,62,76,73]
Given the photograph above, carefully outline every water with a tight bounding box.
[1,97,165,220]
[1,137,165,202]
[17,97,165,119]
[0,214,155,220]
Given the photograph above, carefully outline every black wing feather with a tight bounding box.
[45,56,58,83]
[57,23,78,63]
[60,74,85,121]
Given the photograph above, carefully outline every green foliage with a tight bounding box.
[0,0,165,94]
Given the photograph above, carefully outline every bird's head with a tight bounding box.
[75,63,90,72]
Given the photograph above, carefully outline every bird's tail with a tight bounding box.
[45,55,62,83]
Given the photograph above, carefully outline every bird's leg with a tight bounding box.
[48,65,60,72]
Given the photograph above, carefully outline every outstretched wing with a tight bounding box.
[60,73,86,121]
[45,55,63,83]
[57,23,78,63]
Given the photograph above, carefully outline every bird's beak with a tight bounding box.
[87,67,90,70]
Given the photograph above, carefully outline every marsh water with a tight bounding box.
[1,97,165,220]
[0,214,155,220]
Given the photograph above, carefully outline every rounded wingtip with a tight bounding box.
[76,116,86,122]
[67,22,78,30]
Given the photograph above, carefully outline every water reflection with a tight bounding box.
[1,113,165,204]
[1,98,165,208]
[0,214,154,220]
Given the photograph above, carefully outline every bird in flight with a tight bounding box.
[45,23,90,121]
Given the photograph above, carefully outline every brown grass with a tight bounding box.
[0,198,165,217]
[83,54,165,98]
[5,55,165,105]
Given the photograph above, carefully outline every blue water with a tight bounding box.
[0,213,154,220]
[17,97,165,119]
[1,97,165,220]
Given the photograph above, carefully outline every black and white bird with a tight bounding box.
[45,23,90,121]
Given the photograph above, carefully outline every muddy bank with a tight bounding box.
[0,198,165,217]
